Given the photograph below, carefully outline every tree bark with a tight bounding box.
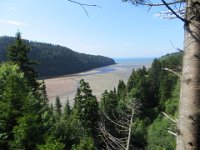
[177,1,200,149]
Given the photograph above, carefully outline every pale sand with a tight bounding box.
[44,64,145,105]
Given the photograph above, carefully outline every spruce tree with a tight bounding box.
[0,63,33,149]
[55,96,62,115]
[74,79,99,139]
[7,32,39,90]
[63,99,71,118]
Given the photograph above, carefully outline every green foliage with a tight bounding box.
[132,118,149,148]
[11,113,43,150]
[164,82,180,117]
[50,118,75,150]
[73,79,100,145]
[0,36,115,77]
[0,63,32,149]
[117,80,127,101]
[125,53,181,149]
[147,117,176,150]
[99,89,119,140]
[100,90,118,116]
[37,137,65,150]
[11,89,50,150]
[72,137,96,150]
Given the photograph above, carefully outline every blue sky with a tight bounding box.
[0,0,184,58]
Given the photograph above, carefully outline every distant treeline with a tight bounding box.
[0,36,115,78]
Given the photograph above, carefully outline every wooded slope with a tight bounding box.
[0,36,115,77]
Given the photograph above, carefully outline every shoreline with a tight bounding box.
[44,65,130,105]
[44,59,153,105]
[38,63,117,80]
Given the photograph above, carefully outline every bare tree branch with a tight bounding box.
[67,0,101,17]
[162,112,178,137]
[126,106,135,150]
[161,0,187,22]
[102,111,128,130]
[162,68,181,77]
[170,41,184,53]
[168,130,177,136]
[162,112,177,123]
[99,99,140,150]
[123,0,185,6]
[123,0,186,22]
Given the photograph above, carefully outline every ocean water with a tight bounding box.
[114,58,154,66]
[82,58,154,76]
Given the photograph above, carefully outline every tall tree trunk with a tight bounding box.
[177,1,200,149]
[125,107,134,150]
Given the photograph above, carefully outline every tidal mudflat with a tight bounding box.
[45,58,153,105]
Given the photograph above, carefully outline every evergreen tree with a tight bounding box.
[0,63,32,149]
[39,80,48,102]
[100,90,118,120]
[63,99,71,118]
[55,96,62,115]
[7,32,39,90]
[117,80,127,101]
[72,137,96,150]
[73,79,99,141]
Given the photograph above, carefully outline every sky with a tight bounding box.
[0,0,184,58]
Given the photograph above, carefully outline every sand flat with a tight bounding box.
[44,64,133,105]
[44,61,152,105]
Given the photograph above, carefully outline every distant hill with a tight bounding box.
[159,52,183,67]
[0,36,115,78]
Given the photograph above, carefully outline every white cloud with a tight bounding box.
[0,19,28,26]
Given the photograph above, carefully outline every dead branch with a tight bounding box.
[162,68,181,77]
[99,99,140,150]
[123,0,185,7]
[168,130,177,136]
[67,0,101,17]
[161,0,187,22]
[102,111,128,130]
[162,112,178,137]
[170,41,184,53]
[99,122,126,150]
[126,107,135,150]
[123,0,186,22]
[162,112,177,123]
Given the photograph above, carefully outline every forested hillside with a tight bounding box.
[0,36,115,77]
